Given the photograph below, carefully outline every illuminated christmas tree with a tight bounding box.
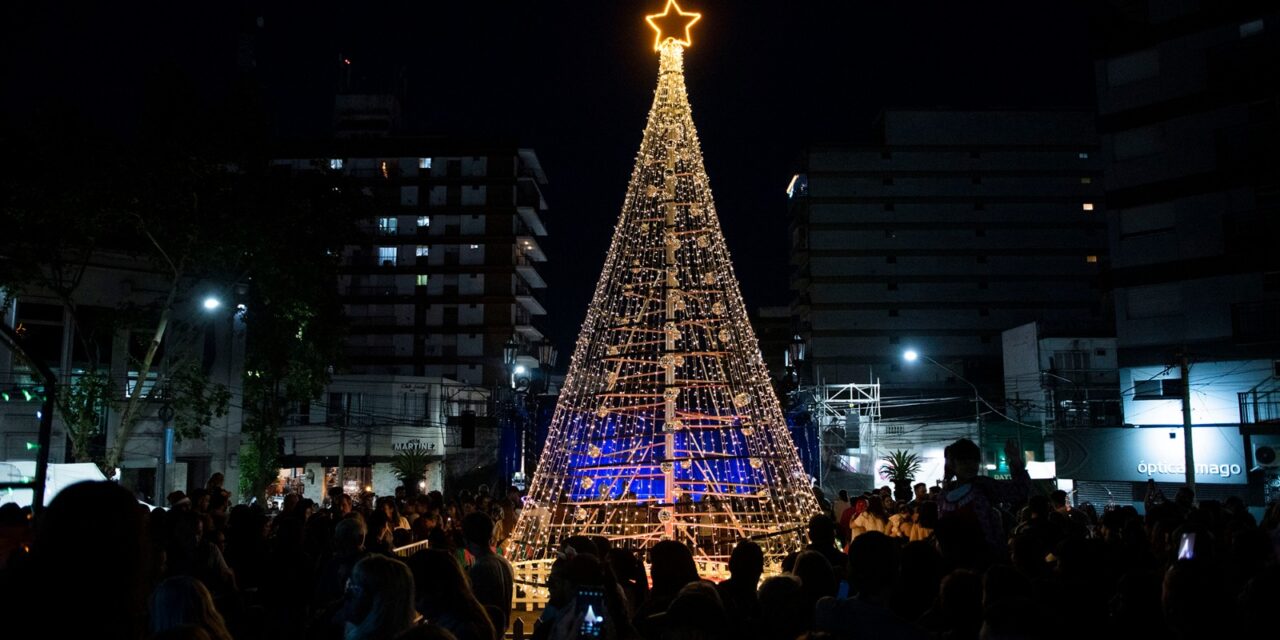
[507,1,818,565]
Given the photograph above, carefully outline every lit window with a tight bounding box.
[417,216,430,228]
[1077,152,1089,159]
[1080,177,1092,184]
[1086,255,1098,263]
[469,244,480,249]
[416,245,430,257]
[416,274,429,286]
[420,157,433,169]
[1082,203,1094,211]
[378,246,398,265]
[380,161,389,179]
[377,217,398,235]
[329,158,344,170]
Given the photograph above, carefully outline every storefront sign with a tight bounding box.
[1053,426,1247,485]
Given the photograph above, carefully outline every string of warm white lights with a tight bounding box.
[506,3,819,565]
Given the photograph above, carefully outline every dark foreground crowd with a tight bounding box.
[1,437,1279,640]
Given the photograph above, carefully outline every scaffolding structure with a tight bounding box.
[805,382,882,493]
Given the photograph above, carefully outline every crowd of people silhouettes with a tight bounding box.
[1,437,1278,640]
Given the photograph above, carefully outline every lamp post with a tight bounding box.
[903,349,989,469]
[156,403,175,503]
[508,337,558,488]
[785,333,805,386]
[202,289,245,499]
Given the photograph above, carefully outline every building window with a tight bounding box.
[887,282,898,291]
[881,151,891,160]
[978,280,989,290]
[884,203,895,212]
[977,255,987,264]
[468,244,480,250]
[416,274,429,287]
[1134,378,1184,400]
[378,246,398,266]
[975,228,986,237]
[974,201,985,211]
[1086,255,1099,263]
[969,150,981,159]
[886,255,897,264]
[1080,177,1092,184]
[416,245,430,257]
[1078,152,1089,159]
[884,230,896,239]
[329,158,344,170]
[417,216,430,228]
[1082,203,1094,211]
[972,176,982,185]
[979,308,990,317]
[882,177,894,186]
[889,336,900,345]
[981,335,992,344]
[889,309,899,317]
[419,157,433,169]
[378,217,398,235]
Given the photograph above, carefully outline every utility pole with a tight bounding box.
[1179,349,1195,492]
[336,401,347,497]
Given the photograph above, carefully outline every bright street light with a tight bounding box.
[202,296,222,311]
[902,349,919,362]
[513,365,527,375]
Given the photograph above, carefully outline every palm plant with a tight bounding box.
[390,443,433,497]
[879,450,923,502]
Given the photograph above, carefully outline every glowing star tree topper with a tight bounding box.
[645,0,702,50]
[506,2,818,567]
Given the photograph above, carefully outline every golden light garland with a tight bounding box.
[505,7,818,566]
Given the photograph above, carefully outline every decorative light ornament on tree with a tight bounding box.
[505,1,818,567]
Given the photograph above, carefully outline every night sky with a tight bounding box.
[1,1,1096,351]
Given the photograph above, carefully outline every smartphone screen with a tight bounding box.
[577,586,607,638]
[1177,532,1196,561]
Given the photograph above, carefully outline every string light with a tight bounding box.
[506,6,818,567]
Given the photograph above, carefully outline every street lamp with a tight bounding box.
[201,289,242,494]
[902,348,990,468]
[503,338,519,369]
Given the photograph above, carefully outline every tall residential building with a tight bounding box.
[270,142,550,386]
[1090,3,1280,439]
[789,110,1108,399]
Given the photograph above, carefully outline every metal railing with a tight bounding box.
[1240,388,1280,425]
[391,539,430,558]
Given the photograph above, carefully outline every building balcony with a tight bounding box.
[517,206,548,236]
[515,256,546,289]
[517,236,547,262]
[1240,386,1280,426]
[515,294,547,316]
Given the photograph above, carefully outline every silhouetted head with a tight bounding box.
[807,513,837,546]
[728,539,765,583]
